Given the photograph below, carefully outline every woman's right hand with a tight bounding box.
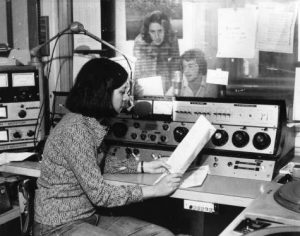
[154,173,182,197]
[141,173,183,199]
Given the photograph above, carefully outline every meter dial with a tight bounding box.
[253,132,271,150]
[173,127,189,143]
[211,129,229,146]
[232,130,249,148]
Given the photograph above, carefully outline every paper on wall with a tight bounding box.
[206,69,229,85]
[154,115,216,184]
[257,1,298,54]
[217,7,257,58]
[136,76,164,96]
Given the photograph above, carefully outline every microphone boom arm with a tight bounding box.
[81,29,134,64]
[30,26,70,57]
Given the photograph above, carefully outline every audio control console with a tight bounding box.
[104,98,293,181]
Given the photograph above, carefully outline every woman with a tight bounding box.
[133,10,180,96]
[33,58,182,236]
[166,49,220,97]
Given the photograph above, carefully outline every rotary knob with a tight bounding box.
[232,130,249,148]
[111,122,128,138]
[211,129,229,146]
[160,135,167,142]
[150,134,156,141]
[162,124,169,130]
[27,130,35,137]
[140,133,147,140]
[173,127,189,143]
[18,110,27,118]
[13,132,22,139]
[253,132,271,150]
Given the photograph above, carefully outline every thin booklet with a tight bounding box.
[154,115,216,184]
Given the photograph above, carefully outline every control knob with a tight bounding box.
[232,130,249,148]
[253,132,271,150]
[18,110,27,118]
[150,134,156,141]
[27,130,35,137]
[173,127,189,143]
[160,135,167,142]
[111,122,128,138]
[162,124,169,130]
[13,131,22,139]
[211,129,229,146]
[140,133,147,140]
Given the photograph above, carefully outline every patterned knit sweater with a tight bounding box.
[34,113,143,226]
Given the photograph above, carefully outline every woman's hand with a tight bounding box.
[142,173,182,199]
[155,173,182,196]
[143,158,171,174]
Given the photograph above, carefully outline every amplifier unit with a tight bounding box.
[0,124,38,151]
[0,66,41,151]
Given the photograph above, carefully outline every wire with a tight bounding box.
[122,55,133,94]
[33,34,62,145]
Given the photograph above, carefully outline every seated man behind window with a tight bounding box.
[166,49,220,97]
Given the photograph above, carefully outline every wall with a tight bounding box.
[0,0,8,45]
[114,0,300,155]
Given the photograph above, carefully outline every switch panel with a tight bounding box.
[184,200,217,213]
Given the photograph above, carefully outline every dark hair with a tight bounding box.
[181,49,207,75]
[66,58,128,119]
[141,10,175,44]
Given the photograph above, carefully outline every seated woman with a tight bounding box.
[33,58,182,236]
[166,49,221,97]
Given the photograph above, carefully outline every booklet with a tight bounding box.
[154,115,216,184]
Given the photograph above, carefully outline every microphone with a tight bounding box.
[132,101,153,118]
[69,21,85,33]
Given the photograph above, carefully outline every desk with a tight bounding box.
[0,161,275,207]
[0,206,20,225]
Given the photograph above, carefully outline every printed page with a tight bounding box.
[217,7,257,58]
[257,1,298,53]
[154,115,216,184]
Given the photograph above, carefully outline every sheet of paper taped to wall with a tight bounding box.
[154,115,216,184]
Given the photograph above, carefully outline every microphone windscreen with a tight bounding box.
[70,22,85,33]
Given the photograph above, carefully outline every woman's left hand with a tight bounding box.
[143,158,171,174]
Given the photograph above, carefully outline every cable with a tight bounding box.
[33,34,62,147]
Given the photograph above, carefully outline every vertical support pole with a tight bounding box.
[57,0,73,91]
